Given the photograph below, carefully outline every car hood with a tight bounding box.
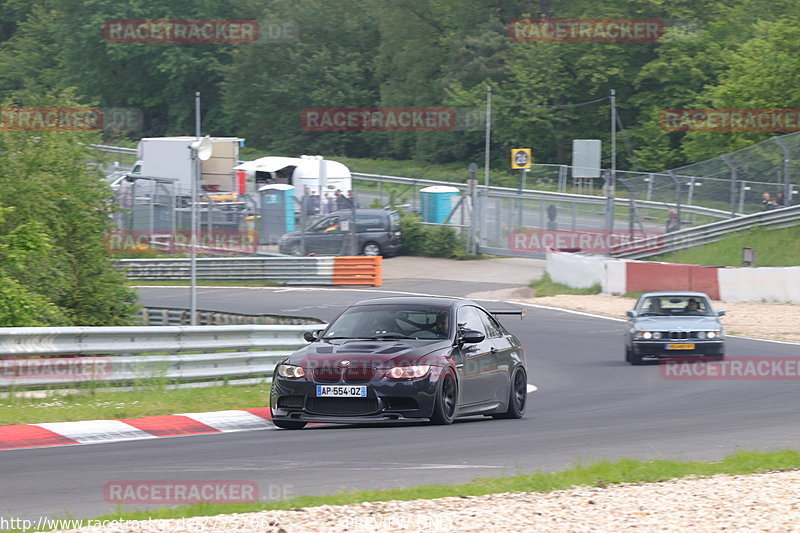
[633,316,722,330]
[286,338,452,368]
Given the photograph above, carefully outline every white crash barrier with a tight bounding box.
[546,253,627,294]
[718,266,800,303]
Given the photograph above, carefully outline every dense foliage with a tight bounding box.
[0,124,138,326]
[0,0,796,172]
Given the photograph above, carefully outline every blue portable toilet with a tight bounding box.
[259,184,295,244]
[420,186,459,223]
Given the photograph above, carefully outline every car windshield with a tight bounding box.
[322,304,451,340]
[638,296,712,317]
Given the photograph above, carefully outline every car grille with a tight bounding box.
[312,366,376,383]
[668,331,691,340]
[344,366,376,382]
[312,368,341,383]
[306,397,380,416]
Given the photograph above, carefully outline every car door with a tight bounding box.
[304,215,345,255]
[455,306,497,405]
[478,309,513,402]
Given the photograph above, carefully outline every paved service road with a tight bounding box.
[2,259,799,521]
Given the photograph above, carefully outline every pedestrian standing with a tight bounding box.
[320,193,331,214]
[760,192,774,211]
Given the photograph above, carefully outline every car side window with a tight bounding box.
[355,215,385,232]
[478,310,503,338]
[457,306,487,336]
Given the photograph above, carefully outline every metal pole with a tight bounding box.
[190,91,201,326]
[605,89,616,238]
[738,181,747,214]
[720,155,737,215]
[773,137,792,204]
[484,86,492,190]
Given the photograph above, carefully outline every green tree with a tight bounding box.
[0,101,139,325]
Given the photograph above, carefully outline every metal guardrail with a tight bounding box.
[120,256,334,283]
[119,256,382,286]
[90,144,138,156]
[0,325,324,390]
[137,307,324,326]
[611,204,800,259]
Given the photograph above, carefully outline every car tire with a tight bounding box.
[626,346,644,365]
[272,419,307,430]
[361,241,382,256]
[430,368,458,425]
[493,366,527,419]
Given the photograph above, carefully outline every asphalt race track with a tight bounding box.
[2,281,799,521]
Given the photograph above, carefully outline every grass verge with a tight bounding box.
[650,226,800,267]
[530,273,601,297]
[30,449,800,529]
[0,383,270,425]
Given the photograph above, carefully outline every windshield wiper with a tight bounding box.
[364,334,419,340]
[321,336,375,341]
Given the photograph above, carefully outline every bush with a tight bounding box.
[399,213,470,259]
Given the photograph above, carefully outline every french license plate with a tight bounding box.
[667,343,696,350]
[316,385,367,398]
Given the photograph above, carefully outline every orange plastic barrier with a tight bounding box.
[332,256,382,286]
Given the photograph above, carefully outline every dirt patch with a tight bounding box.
[513,294,800,344]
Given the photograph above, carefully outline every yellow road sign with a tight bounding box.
[511,148,532,169]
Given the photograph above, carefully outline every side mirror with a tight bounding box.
[460,330,485,344]
[303,330,321,342]
[626,310,637,319]
[716,310,726,317]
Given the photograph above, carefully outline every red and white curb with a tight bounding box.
[0,408,274,451]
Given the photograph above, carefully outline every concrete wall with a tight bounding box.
[547,252,799,302]
[718,266,800,303]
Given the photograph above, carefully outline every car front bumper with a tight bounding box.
[270,374,440,424]
[631,340,725,358]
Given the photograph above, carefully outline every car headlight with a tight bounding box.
[652,332,662,339]
[277,364,305,379]
[385,365,430,379]
[641,331,652,339]
[707,331,719,339]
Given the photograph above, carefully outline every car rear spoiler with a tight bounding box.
[489,309,527,320]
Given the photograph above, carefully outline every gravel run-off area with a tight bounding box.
[52,470,800,532]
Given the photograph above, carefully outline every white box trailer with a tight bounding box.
[233,156,352,200]
[129,136,244,195]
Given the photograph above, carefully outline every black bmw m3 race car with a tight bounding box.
[270,296,528,429]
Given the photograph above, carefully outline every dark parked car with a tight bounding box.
[625,291,725,365]
[270,297,528,429]
[278,208,401,257]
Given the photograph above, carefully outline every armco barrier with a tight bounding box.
[120,256,382,286]
[0,325,324,390]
